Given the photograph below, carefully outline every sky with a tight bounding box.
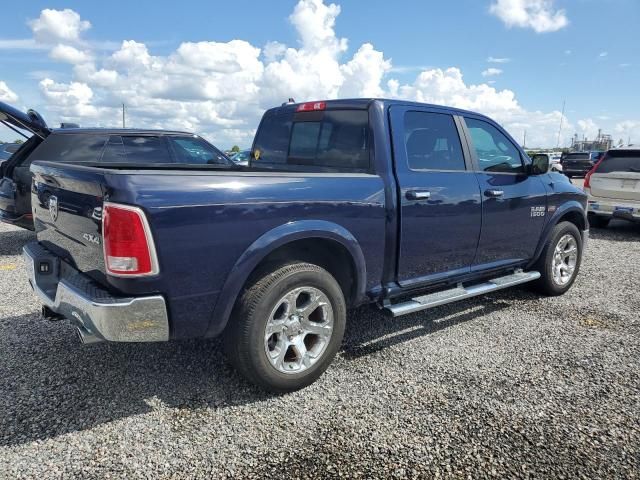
[0,0,638,148]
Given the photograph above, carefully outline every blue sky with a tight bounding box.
[1,0,638,147]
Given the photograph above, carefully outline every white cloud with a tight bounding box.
[0,39,49,50]
[0,81,19,102]
[615,121,640,143]
[598,51,608,59]
[482,68,503,77]
[564,49,572,55]
[28,9,91,45]
[490,0,568,33]
[487,56,510,63]
[50,44,92,64]
[577,118,599,139]
[619,63,631,68]
[15,3,581,148]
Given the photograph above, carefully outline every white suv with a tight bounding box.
[584,146,640,228]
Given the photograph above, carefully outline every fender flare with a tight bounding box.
[527,201,587,268]
[205,220,367,337]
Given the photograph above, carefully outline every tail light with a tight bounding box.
[584,156,605,189]
[102,202,159,276]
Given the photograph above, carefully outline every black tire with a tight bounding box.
[223,262,346,393]
[531,221,583,296]
[588,214,610,229]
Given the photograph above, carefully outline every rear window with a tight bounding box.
[253,109,370,172]
[565,153,589,160]
[597,150,640,174]
[30,134,108,164]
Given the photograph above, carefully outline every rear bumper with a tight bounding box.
[23,242,170,342]
[586,195,640,223]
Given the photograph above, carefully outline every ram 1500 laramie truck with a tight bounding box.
[23,99,588,392]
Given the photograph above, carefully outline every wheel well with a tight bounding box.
[248,238,359,307]
[558,210,586,232]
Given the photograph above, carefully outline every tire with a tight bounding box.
[531,221,583,296]
[588,214,610,229]
[223,262,346,393]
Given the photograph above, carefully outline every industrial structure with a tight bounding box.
[570,129,613,152]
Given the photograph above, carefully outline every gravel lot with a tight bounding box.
[1,219,639,479]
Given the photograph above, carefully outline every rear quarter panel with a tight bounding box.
[105,171,386,338]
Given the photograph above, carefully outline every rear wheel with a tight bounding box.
[224,262,346,393]
[588,213,610,229]
[532,221,583,296]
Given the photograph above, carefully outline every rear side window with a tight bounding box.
[597,151,640,174]
[253,109,370,172]
[122,136,171,164]
[31,134,108,163]
[404,111,465,171]
[464,118,524,174]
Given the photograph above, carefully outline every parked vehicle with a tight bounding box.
[0,101,229,230]
[230,149,251,166]
[584,145,640,227]
[0,142,20,160]
[561,152,596,178]
[23,99,588,392]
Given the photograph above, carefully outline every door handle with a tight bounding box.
[406,190,431,201]
[484,189,504,198]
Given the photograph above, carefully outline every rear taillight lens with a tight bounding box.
[103,202,159,276]
[584,156,605,189]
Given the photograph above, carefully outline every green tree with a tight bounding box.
[14,139,24,144]
[231,145,240,153]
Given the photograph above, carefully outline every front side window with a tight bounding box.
[168,136,229,165]
[404,111,465,171]
[465,118,524,174]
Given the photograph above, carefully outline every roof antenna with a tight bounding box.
[282,98,296,106]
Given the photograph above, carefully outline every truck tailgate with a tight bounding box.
[31,162,107,277]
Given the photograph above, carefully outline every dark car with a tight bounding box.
[23,98,588,392]
[0,142,20,160]
[561,152,596,178]
[0,101,230,230]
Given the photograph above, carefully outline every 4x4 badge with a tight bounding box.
[48,196,58,222]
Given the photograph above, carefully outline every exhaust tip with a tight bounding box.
[42,305,64,321]
[76,327,103,345]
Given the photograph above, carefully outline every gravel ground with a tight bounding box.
[0,219,639,479]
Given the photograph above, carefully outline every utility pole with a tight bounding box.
[122,103,126,128]
[556,100,565,148]
[523,130,527,149]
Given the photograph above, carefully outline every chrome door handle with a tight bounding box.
[484,189,504,198]
[406,190,431,200]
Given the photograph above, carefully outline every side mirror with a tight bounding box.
[530,154,550,175]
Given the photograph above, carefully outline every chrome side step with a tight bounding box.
[384,270,541,317]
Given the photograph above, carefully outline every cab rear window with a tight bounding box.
[253,109,370,172]
[597,151,640,174]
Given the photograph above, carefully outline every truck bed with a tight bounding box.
[30,161,387,339]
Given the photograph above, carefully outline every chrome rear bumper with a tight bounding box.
[23,242,169,343]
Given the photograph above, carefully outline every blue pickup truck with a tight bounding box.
[22,99,588,392]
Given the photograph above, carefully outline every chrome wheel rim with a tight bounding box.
[552,234,579,286]
[264,286,334,375]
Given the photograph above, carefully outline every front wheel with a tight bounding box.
[224,262,346,393]
[531,221,583,296]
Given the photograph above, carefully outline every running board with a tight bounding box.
[384,270,541,317]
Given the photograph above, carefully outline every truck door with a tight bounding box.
[390,106,482,287]
[461,116,547,269]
